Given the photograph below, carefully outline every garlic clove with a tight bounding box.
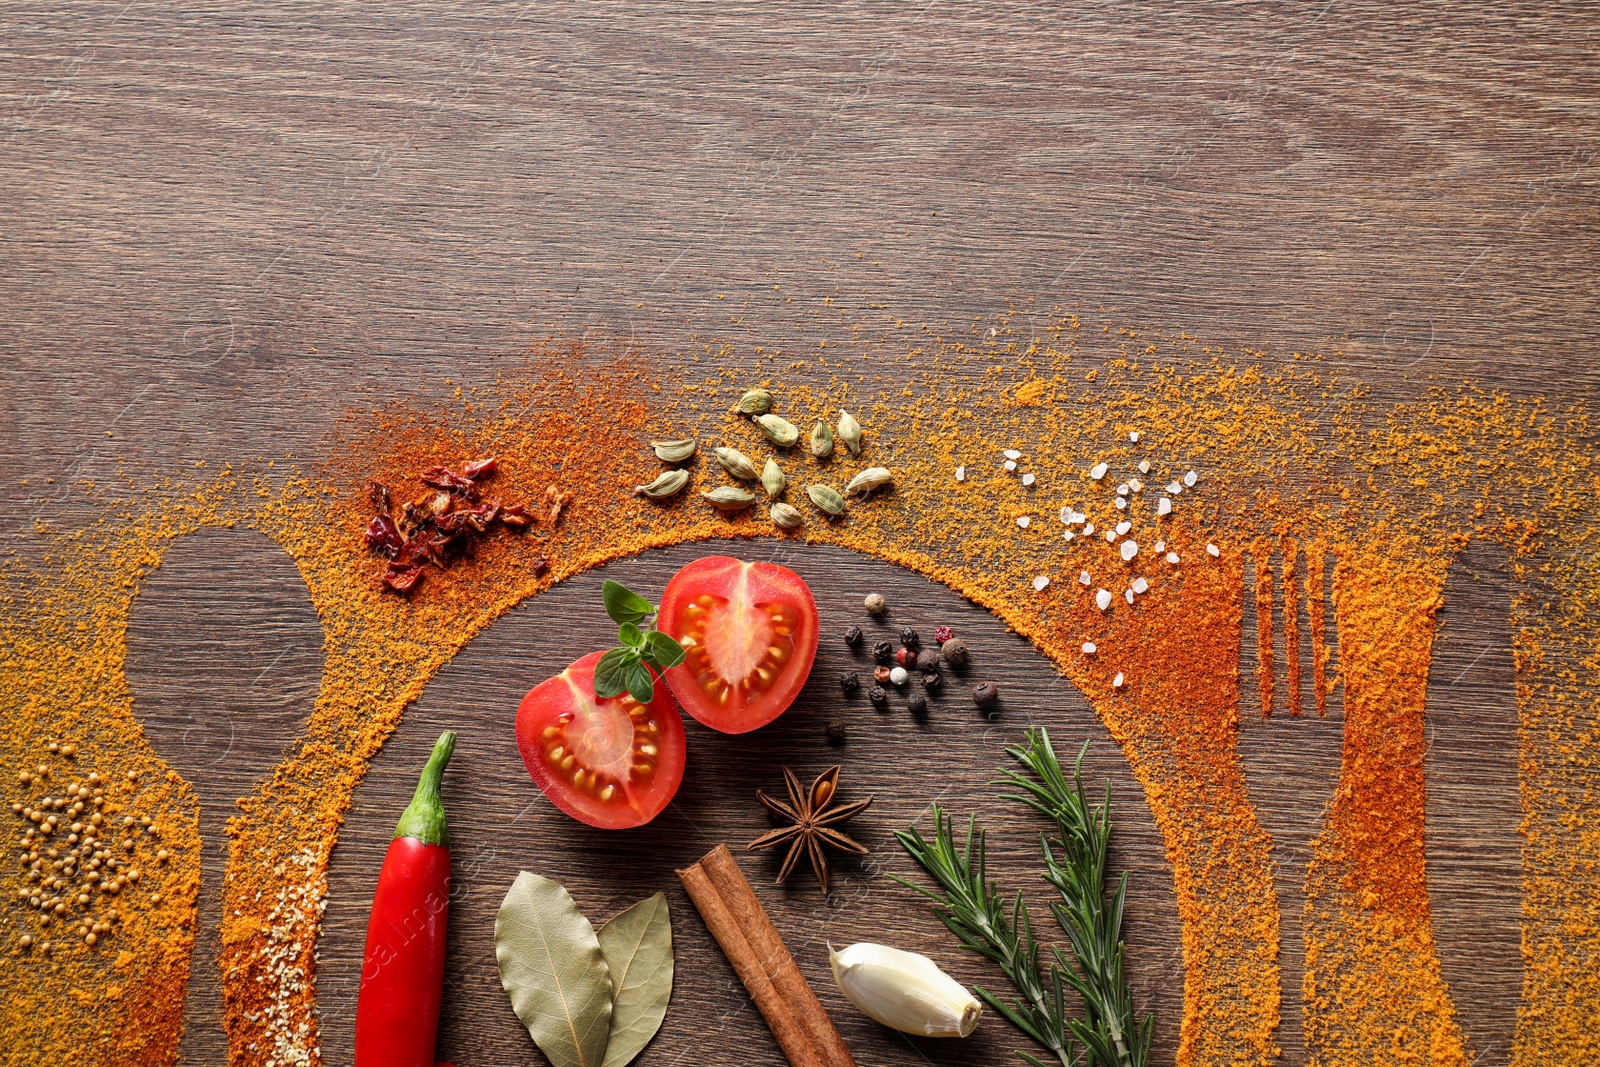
[829,942,982,1038]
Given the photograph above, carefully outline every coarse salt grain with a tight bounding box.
[1114,497,1128,510]
[1082,641,1097,654]
[1079,570,1092,585]
[1063,531,1074,541]
[1089,462,1108,480]
[1167,551,1180,564]
[1095,589,1113,611]
[1071,510,1086,523]
[1115,520,1132,536]
[1132,577,1149,594]
[1083,523,1095,535]
[1206,543,1220,557]
[1167,481,1181,494]
[1157,497,1172,517]
[1004,460,1017,472]
[955,466,965,482]
[1113,672,1125,688]
[1138,459,1150,473]
[1128,431,1139,442]
[1017,516,1031,528]
[1021,473,1036,487]
[1117,483,1130,496]
[1154,540,1165,551]
[1120,540,1138,562]
[1129,478,1142,492]
[1184,469,1197,487]
[1004,449,1022,460]
[1059,506,1072,524]
[1033,575,1050,591]
[1105,529,1116,542]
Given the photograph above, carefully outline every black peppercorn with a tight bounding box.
[900,627,920,648]
[907,693,928,715]
[826,721,848,747]
[844,626,864,647]
[869,685,888,706]
[921,670,943,691]
[894,647,918,670]
[872,640,895,664]
[972,681,1000,710]
[941,637,970,668]
[840,672,860,694]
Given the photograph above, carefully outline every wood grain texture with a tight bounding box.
[3,3,1588,1064]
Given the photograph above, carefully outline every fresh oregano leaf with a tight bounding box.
[593,647,638,700]
[623,661,657,703]
[495,872,615,1067]
[617,621,644,648]
[597,893,674,1067]
[602,580,654,627]
[642,630,685,670]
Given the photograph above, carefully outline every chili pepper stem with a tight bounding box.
[393,731,456,848]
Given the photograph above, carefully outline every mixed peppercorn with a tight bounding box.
[833,592,994,723]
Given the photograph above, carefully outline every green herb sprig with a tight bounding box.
[892,727,1152,1067]
[593,580,685,703]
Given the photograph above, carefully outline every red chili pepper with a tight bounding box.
[355,731,457,1067]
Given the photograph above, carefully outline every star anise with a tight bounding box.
[745,766,872,895]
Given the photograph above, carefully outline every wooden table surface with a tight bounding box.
[3,4,1593,1066]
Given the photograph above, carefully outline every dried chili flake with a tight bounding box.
[363,515,404,558]
[419,466,473,493]
[382,565,423,593]
[531,555,550,577]
[461,456,499,480]
[498,504,534,528]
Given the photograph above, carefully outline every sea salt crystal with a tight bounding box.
[1004,460,1017,472]
[1089,462,1108,480]
[1071,510,1087,524]
[1115,520,1132,536]
[1167,551,1180,564]
[1128,431,1139,442]
[1132,577,1149,594]
[1060,506,1073,524]
[1114,498,1128,510]
[955,466,966,482]
[1184,469,1198,487]
[1021,473,1036,487]
[1120,540,1138,562]
[1138,459,1151,473]
[1004,449,1022,460]
[1095,588,1113,611]
[1116,483,1130,496]
[1206,543,1220,557]
[1079,570,1092,585]
[1124,588,1134,604]
[1167,481,1182,494]
[1128,479,1142,493]
[1083,523,1095,535]
[1105,529,1116,542]
[1154,540,1165,552]
[1033,575,1050,591]
[1157,497,1172,517]
[1017,516,1031,528]
[1112,672,1125,688]
[1082,641,1097,654]
[1063,531,1074,542]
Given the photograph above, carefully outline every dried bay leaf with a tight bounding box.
[496,872,615,1067]
[597,893,674,1067]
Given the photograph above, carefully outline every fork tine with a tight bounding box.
[1306,539,1331,717]
[1284,536,1303,717]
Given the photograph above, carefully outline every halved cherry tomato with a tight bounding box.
[515,651,686,829]
[657,556,819,733]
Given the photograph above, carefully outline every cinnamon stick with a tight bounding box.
[677,845,856,1067]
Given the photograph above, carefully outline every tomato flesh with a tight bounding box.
[658,556,819,733]
[515,651,686,829]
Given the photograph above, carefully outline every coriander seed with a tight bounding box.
[864,592,886,616]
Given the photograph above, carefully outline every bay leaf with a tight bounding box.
[597,893,675,1067]
[496,872,615,1067]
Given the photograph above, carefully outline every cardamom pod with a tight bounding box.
[757,413,799,448]
[715,446,759,481]
[845,466,892,496]
[807,484,846,517]
[650,438,697,463]
[770,502,803,529]
[810,420,834,459]
[702,486,756,512]
[635,468,689,499]
[837,409,863,456]
[737,389,774,415]
[761,457,787,498]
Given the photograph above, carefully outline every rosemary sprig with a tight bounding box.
[996,729,1153,1067]
[892,728,1152,1067]
[891,809,1080,1067]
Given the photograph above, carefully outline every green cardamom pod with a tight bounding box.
[650,438,697,463]
[810,420,834,459]
[806,484,846,517]
[702,486,756,512]
[845,466,892,496]
[761,457,787,498]
[836,409,863,456]
[757,413,799,448]
[715,446,759,481]
[770,502,803,529]
[635,468,690,499]
[737,389,774,415]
